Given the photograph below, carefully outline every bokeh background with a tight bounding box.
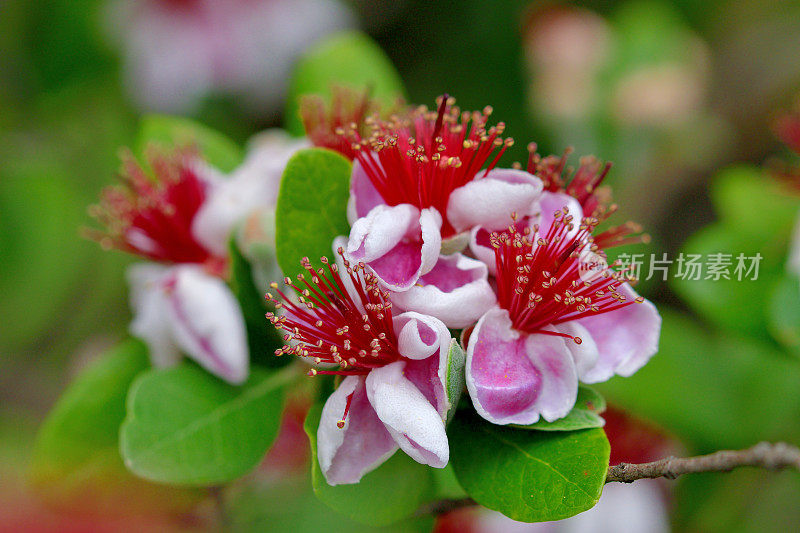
[2,0,800,531]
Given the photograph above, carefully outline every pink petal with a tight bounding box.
[466,307,578,425]
[347,157,385,224]
[548,321,599,378]
[317,376,399,485]
[366,362,449,468]
[393,312,452,417]
[535,191,584,239]
[577,283,661,383]
[446,169,543,232]
[163,265,249,384]
[347,204,442,292]
[390,253,497,328]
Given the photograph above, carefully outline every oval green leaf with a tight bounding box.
[120,363,294,486]
[304,403,434,526]
[30,340,198,514]
[275,148,352,280]
[445,339,466,424]
[512,386,607,432]
[449,410,610,523]
[285,31,406,136]
[136,114,243,172]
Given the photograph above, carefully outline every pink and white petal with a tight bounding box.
[466,307,577,425]
[317,376,399,485]
[127,263,182,368]
[164,265,249,384]
[347,204,419,262]
[419,208,444,276]
[390,254,496,329]
[522,332,579,422]
[535,191,584,239]
[577,283,661,383]
[366,362,449,468]
[347,157,385,224]
[348,204,442,292]
[469,225,498,276]
[446,169,543,232]
[548,321,599,378]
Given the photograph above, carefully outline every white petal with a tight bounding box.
[317,376,398,485]
[549,321,599,379]
[127,263,181,368]
[446,169,543,232]
[390,253,496,328]
[347,204,419,262]
[164,265,249,384]
[366,362,449,468]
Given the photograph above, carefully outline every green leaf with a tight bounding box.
[767,274,800,357]
[671,223,784,337]
[304,403,434,526]
[512,386,606,432]
[275,148,352,280]
[445,339,466,423]
[120,363,294,486]
[228,237,288,368]
[30,340,197,514]
[711,165,800,238]
[136,114,243,172]
[285,31,406,136]
[449,410,610,523]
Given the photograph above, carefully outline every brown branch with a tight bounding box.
[606,441,800,483]
[419,442,800,516]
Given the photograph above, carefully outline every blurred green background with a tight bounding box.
[2,0,800,530]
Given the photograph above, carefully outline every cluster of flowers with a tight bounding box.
[89,91,661,487]
[269,95,661,484]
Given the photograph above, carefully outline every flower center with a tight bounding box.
[300,86,377,160]
[348,96,513,238]
[86,148,223,270]
[492,210,642,337]
[266,252,401,376]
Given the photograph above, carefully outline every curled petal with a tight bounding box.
[446,169,543,232]
[193,131,307,256]
[346,158,385,225]
[164,265,249,384]
[578,283,661,383]
[127,263,182,368]
[318,376,398,485]
[466,307,578,425]
[390,254,496,328]
[393,312,452,417]
[366,362,449,468]
[347,204,442,291]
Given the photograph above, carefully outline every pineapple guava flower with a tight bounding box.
[88,149,249,383]
[266,241,454,485]
[465,169,660,425]
[343,96,543,290]
[106,0,353,114]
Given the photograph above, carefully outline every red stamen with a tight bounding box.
[491,211,639,337]
[299,87,379,160]
[345,96,513,238]
[85,147,223,269]
[266,251,401,377]
[337,392,355,429]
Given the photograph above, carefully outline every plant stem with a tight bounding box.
[421,441,800,516]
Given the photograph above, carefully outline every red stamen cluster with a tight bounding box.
[266,251,401,378]
[524,144,648,250]
[492,210,642,339]
[300,87,378,160]
[348,95,514,238]
[87,148,223,269]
